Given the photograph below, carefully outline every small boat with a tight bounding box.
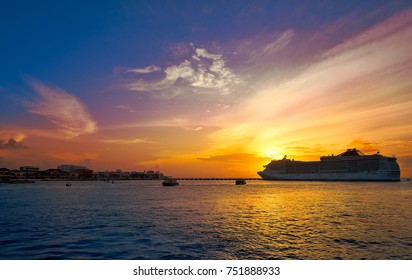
[235,179,246,185]
[162,178,179,186]
[66,183,71,187]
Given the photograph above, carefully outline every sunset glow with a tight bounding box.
[1,1,412,177]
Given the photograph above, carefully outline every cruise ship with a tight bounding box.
[258,148,400,181]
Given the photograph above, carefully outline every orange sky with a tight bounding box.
[1,3,412,178]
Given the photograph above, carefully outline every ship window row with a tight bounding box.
[267,159,382,173]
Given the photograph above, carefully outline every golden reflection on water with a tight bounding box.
[204,180,412,259]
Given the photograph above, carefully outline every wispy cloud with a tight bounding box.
[116,45,244,96]
[347,139,379,154]
[102,138,152,144]
[24,80,98,138]
[114,105,135,112]
[245,8,412,122]
[235,30,294,61]
[49,152,98,162]
[323,8,412,59]
[197,153,264,162]
[113,65,161,76]
[127,65,161,74]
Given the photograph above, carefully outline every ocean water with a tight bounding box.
[0,180,411,260]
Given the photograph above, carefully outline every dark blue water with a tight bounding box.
[0,180,411,259]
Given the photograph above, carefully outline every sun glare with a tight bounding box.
[260,148,282,160]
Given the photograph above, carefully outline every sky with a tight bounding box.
[1,0,412,177]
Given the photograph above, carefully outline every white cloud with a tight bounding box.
[24,80,98,138]
[195,48,222,60]
[164,60,196,82]
[121,46,244,96]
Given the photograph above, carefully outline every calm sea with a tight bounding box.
[0,180,411,260]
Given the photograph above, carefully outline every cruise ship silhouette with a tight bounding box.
[258,148,400,181]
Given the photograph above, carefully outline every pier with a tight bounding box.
[175,178,261,181]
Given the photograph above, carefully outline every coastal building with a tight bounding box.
[145,170,164,179]
[71,168,94,180]
[41,169,69,180]
[20,166,40,172]
[95,170,165,180]
[0,164,167,181]
[0,168,11,182]
[58,164,87,173]
[17,166,41,179]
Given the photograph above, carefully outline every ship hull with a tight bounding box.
[257,171,400,181]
